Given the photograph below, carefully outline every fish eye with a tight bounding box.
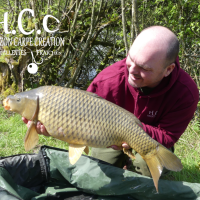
[17,98,21,102]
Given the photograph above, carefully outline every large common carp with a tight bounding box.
[3,86,182,192]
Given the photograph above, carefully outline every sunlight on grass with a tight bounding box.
[163,120,200,183]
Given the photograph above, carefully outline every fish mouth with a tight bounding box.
[3,98,11,110]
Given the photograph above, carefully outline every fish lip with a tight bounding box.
[3,98,11,110]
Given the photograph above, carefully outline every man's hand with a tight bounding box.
[107,143,130,150]
[107,143,133,170]
[22,117,50,136]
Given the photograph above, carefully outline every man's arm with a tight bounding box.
[141,99,199,148]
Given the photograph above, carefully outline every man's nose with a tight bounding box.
[129,63,139,74]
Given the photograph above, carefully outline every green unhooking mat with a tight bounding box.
[0,145,199,200]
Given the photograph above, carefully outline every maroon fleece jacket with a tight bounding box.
[87,57,199,148]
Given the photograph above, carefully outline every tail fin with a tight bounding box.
[143,144,183,193]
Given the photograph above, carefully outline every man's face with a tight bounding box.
[126,35,173,88]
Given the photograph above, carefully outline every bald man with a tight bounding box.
[86,26,199,175]
[23,26,199,177]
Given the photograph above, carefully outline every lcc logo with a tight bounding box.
[0,8,60,35]
[0,8,61,74]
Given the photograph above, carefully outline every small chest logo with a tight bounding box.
[147,110,158,118]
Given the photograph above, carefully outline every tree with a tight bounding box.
[0,0,199,96]
[0,0,127,93]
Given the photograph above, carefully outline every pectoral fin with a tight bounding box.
[69,144,87,165]
[24,121,39,151]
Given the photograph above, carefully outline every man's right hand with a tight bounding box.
[22,117,50,136]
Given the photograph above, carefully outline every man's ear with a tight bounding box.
[164,63,175,77]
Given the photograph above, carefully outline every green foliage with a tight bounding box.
[0,0,127,90]
[133,0,200,87]
[0,0,199,100]
[164,121,200,183]
[2,82,18,98]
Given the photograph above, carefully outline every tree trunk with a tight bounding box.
[121,0,128,54]
[132,0,139,39]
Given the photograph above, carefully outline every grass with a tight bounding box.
[164,119,200,183]
[0,105,200,184]
[0,105,69,156]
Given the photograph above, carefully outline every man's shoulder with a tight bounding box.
[176,68,199,100]
[87,58,128,102]
[94,58,127,83]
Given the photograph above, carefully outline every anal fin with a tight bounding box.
[24,121,39,151]
[69,144,87,165]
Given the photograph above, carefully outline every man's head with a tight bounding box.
[126,26,179,88]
